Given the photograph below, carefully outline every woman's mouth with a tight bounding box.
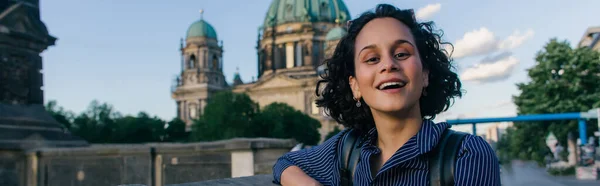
[377,81,406,90]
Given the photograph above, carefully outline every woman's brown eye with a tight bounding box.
[394,53,410,60]
[365,57,379,63]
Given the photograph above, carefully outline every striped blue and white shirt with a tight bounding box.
[272,120,501,185]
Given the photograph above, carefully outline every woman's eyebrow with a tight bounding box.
[358,44,378,56]
[394,39,414,47]
[358,39,414,56]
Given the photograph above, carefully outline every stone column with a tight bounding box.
[286,42,294,68]
[231,150,255,178]
[155,154,163,186]
[26,152,38,186]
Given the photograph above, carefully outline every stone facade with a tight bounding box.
[578,26,600,51]
[171,0,349,141]
[171,35,228,126]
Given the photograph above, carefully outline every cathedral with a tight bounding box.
[171,0,351,141]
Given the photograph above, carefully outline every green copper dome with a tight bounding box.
[186,19,217,39]
[326,27,347,41]
[263,0,351,27]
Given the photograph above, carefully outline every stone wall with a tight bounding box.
[34,145,152,186]
[0,150,25,186]
[19,138,294,186]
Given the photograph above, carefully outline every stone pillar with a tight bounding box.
[286,42,294,68]
[154,154,163,186]
[26,152,38,186]
[231,150,255,178]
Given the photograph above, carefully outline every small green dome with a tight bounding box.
[186,19,217,39]
[263,0,351,27]
[326,27,347,41]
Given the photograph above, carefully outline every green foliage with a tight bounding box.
[112,112,166,143]
[190,91,322,145]
[45,100,75,130]
[255,102,322,145]
[164,118,188,142]
[46,91,323,144]
[45,100,188,144]
[504,38,600,165]
[70,100,122,143]
[190,91,259,141]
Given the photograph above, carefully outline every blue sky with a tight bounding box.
[40,0,599,131]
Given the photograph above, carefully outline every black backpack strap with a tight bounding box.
[429,129,468,186]
[338,129,362,186]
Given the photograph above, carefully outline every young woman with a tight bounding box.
[272,4,500,186]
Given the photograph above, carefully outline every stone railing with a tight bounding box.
[120,175,276,186]
[23,138,295,186]
[164,175,276,186]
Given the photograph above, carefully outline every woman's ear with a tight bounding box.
[349,76,361,99]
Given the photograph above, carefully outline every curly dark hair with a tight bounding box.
[316,4,462,133]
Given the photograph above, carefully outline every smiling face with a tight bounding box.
[349,17,429,116]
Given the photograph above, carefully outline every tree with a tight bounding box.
[255,102,322,145]
[45,100,75,130]
[164,117,188,142]
[114,112,166,143]
[189,91,322,145]
[69,100,121,143]
[507,38,600,164]
[46,100,170,144]
[190,91,260,141]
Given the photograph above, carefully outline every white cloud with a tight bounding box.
[452,28,535,59]
[460,55,519,83]
[452,27,498,59]
[498,29,535,50]
[415,3,441,20]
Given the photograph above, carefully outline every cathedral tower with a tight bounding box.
[172,11,227,129]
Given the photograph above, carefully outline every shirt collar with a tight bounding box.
[360,120,451,174]
[362,120,450,155]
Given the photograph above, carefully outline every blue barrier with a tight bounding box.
[446,110,599,145]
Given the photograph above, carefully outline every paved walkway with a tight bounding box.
[501,160,599,186]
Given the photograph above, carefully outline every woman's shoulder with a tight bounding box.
[453,132,502,185]
[457,133,499,161]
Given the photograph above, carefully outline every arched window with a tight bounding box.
[320,2,329,19]
[188,55,196,69]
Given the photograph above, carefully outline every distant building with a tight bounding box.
[171,0,351,141]
[578,26,600,51]
[484,122,513,144]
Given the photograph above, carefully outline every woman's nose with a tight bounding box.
[380,55,399,73]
